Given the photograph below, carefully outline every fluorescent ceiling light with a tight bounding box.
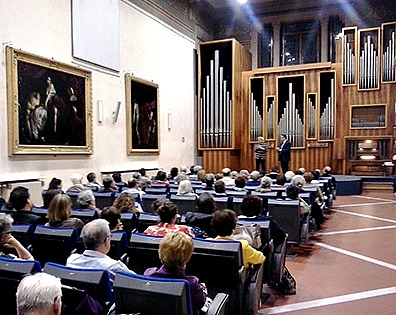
[237,0,248,4]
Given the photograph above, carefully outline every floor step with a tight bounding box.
[362,182,394,191]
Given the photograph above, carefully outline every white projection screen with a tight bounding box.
[72,0,120,71]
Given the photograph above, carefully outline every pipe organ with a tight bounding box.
[266,96,275,140]
[249,77,264,141]
[343,27,357,85]
[358,28,380,90]
[382,23,396,82]
[319,72,335,140]
[307,94,317,139]
[277,77,304,148]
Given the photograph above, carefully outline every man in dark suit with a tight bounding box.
[278,134,291,174]
[7,186,42,226]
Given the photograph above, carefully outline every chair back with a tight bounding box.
[268,200,300,244]
[70,209,99,224]
[93,192,114,209]
[127,232,162,273]
[0,257,41,315]
[142,194,166,213]
[109,231,128,261]
[135,212,160,233]
[32,225,78,265]
[11,223,34,249]
[44,262,113,306]
[114,272,193,315]
[170,194,197,214]
[120,212,138,239]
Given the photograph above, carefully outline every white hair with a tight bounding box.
[177,180,194,195]
[70,173,83,185]
[291,175,306,188]
[81,219,110,250]
[284,171,295,180]
[0,213,13,235]
[77,189,95,206]
[17,273,62,315]
[250,171,261,180]
[260,176,272,188]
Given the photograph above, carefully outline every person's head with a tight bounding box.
[303,172,314,183]
[291,175,306,188]
[157,201,178,224]
[8,186,31,211]
[112,172,122,183]
[179,165,188,173]
[48,177,62,190]
[234,176,246,189]
[241,195,262,217]
[169,167,179,178]
[286,185,301,200]
[312,170,321,180]
[280,134,287,142]
[47,194,72,222]
[189,165,195,174]
[298,167,306,174]
[214,180,226,194]
[284,170,295,180]
[176,172,189,183]
[100,207,122,231]
[17,273,62,315]
[260,176,272,189]
[155,171,167,181]
[152,198,167,213]
[103,176,115,189]
[159,231,193,272]
[43,189,62,208]
[197,193,215,214]
[294,169,304,176]
[250,170,261,181]
[193,165,202,175]
[127,178,138,189]
[132,172,141,180]
[86,172,96,183]
[81,219,111,252]
[113,193,137,213]
[204,173,215,187]
[197,169,206,182]
[322,166,332,175]
[276,174,287,186]
[222,167,231,177]
[27,91,41,111]
[230,171,239,179]
[138,168,147,177]
[212,209,237,237]
[239,170,250,180]
[270,165,279,173]
[0,213,13,245]
[177,180,194,195]
[77,189,95,209]
[257,136,265,143]
[70,173,83,185]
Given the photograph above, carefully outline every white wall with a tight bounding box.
[0,0,196,190]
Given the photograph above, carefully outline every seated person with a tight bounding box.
[123,178,145,199]
[0,213,33,260]
[201,173,215,191]
[197,169,206,183]
[6,186,43,226]
[213,180,227,196]
[231,176,247,192]
[48,177,63,191]
[220,168,235,187]
[143,200,195,237]
[100,176,118,193]
[153,170,170,187]
[67,219,134,282]
[43,189,62,209]
[100,207,123,232]
[46,194,84,233]
[239,170,250,182]
[137,168,152,189]
[144,231,207,313]
[113,193,142,214]
[185,193,216,238]
[67,173,85,192]
[77,189,100,212]
[286,185,310,216]
[211,209,264,269]
[255,176,272,193]
[177,180,198,197]
[167,167,179,181]
[245,171,261,187]
[266,165,279,180]
[17,273,62,315]
[85,172,101,191]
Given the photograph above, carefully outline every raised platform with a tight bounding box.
[334,175,396,195]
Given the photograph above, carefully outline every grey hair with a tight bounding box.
[81,219,110,250]
[70,173,83,185]
[230,171,238,179]
[0,213,13,235]
[260,176,272,188]
[17,273,62,315]
[250,171,261,180]
[239,170,250,179]
[291,175,306,188]
[176,172,189,183]
[284,171,295,180]
[177,180,193,195]
[77,189,95,207]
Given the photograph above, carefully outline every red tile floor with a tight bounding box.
[259,191,396,314]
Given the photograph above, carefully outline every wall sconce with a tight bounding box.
[113,101,121,124]
[97,100,103,123]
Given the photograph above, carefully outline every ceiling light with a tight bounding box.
[237,0,248,4]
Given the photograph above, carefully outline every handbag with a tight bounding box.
[234,223,262,249]
[275,267,296,295]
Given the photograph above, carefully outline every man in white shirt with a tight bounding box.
[67,219,134,282]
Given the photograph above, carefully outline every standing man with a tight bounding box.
[254,136,268,172]
[278,134,291,174]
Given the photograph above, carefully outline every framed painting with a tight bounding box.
[6,47,93,155]
[125,74,159,154]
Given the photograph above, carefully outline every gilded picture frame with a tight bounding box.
[6,47,93,155]
[125,74,160,154]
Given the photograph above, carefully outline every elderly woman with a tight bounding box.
[185,193,216,238]
[46,194,84,232]
[144,231,207,312]
[256,176,272,193]
[177,180,198,197]
[291,174,306,189]
[77,189,100,212]
[0,213,33,260]
[143,200,195,237]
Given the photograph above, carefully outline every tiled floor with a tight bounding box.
[259,191,396,314]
